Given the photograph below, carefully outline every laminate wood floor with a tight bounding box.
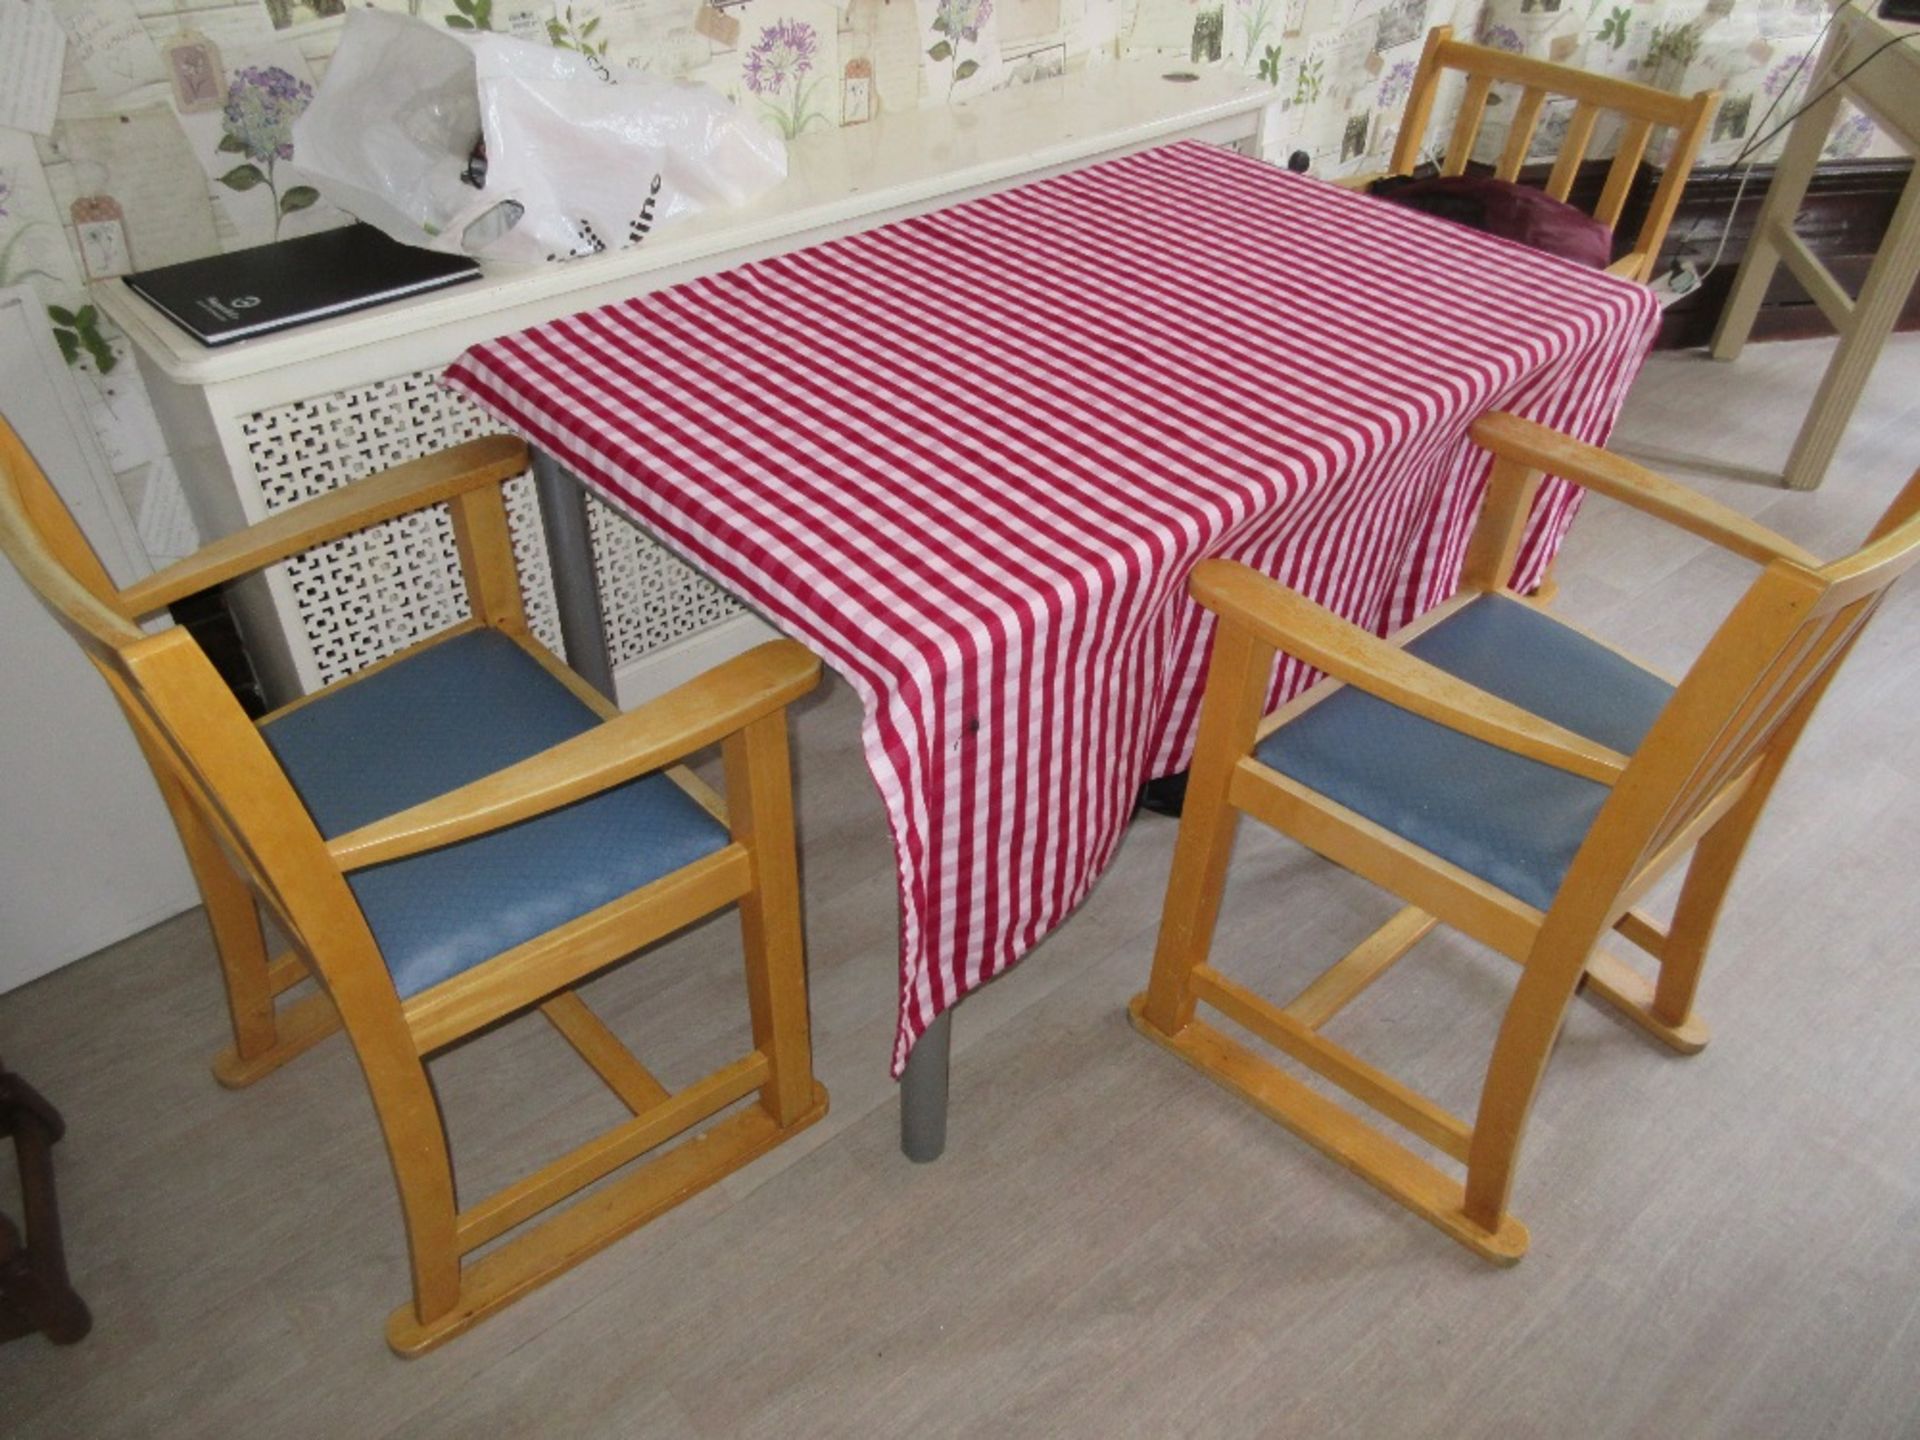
[3,335,1916,1439]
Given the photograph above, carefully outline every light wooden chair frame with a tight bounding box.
[1132,411,1920,1261]
[0,422,828,1354]
[1376,24,1720,282]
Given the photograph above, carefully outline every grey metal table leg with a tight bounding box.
[530,449,617,701]
[900,1008,952,1162]
[533,448,955,1160]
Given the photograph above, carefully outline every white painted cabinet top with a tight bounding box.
[97,63,1270,391]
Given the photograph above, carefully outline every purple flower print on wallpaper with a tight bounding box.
[1475,20,1522,53]
[1762,54,1813,101]
[928,0,992,96]
[745,19,828,139]
[1824,108,1877,160]
[217,66,319,240]
[1378,59,1415,109]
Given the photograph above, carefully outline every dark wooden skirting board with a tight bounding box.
[1554,155,1920,350]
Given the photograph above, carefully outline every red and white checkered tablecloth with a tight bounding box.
[445,140,1660,1075]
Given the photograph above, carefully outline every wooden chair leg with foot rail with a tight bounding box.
[1133,412,1920,1259]
[165,779,342,1091]
[1,421,828,1353]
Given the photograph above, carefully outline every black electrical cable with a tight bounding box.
[1655,0,1850,288]
[1664,2,1918,291]
[1746,34,1918,158]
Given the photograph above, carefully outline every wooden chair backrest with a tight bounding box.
[0,419,397,1030]
[1560,470,1920,937]
[1391,25,1719,281]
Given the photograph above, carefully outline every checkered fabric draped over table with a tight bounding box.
[445,141,1660,1074]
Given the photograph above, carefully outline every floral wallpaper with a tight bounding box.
[216,65,320,239]
[0,0,1901,566]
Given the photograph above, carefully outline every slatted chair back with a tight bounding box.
[2,421,335,978]
[0,420,378,1014]
[1390,24,1719,281]
[1565,475,1920,938]
[1457,464,1920,1229]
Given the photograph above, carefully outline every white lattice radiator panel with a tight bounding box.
[237,369,741,689]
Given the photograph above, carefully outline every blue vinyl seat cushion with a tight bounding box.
[1255,594,1673,912]
[262,629,731,999]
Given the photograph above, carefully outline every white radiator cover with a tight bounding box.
[236,367,743,688]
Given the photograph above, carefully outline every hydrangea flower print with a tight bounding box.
[935,0,991,43]
[217,66,321,239]
[928,0,992,95]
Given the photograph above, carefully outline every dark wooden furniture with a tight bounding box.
[0,1059,91,1346]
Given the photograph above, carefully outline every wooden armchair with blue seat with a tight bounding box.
[0,419,827,1353]
[1132,413,1920,1259]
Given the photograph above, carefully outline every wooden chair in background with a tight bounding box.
[1385,24,1720,282]
[0,421,828,1354]
[1,1058,92,1347]
[1132,413,1920,1259]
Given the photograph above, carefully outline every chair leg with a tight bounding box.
[364,1055,466,1349]
[1580,946,1711,1056]
[1651,787,1768,1033]
[1462,925,1604,1238]
[383,1085,819,1356]
[154,768,340,1087]
[1137,788,1242,1038]
[1583,764,1780,1055]
[724,713,820,1128]
[211,989,343,1089]
[382,710,829,1358]
[383,1015,827,1357]
[1137,622,1273,1038]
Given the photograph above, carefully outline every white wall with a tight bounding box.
[1,286,198,994]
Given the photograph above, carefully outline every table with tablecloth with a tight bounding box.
[444,139,1660,1080]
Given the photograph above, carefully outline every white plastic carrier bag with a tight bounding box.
[290,9,787,264]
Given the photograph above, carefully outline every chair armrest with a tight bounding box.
[326,639,821,871]
[1469,413,1819,569]
[1191,560,1628,784]
[119,437,529,616]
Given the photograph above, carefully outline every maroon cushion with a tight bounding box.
[1369,174,1615,270]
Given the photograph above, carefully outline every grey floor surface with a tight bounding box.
[2,335,1916,1439]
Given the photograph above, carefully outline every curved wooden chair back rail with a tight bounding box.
[0,420,827,1354]
[1382,24,1720,283]
[1132,411,1920,1261]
